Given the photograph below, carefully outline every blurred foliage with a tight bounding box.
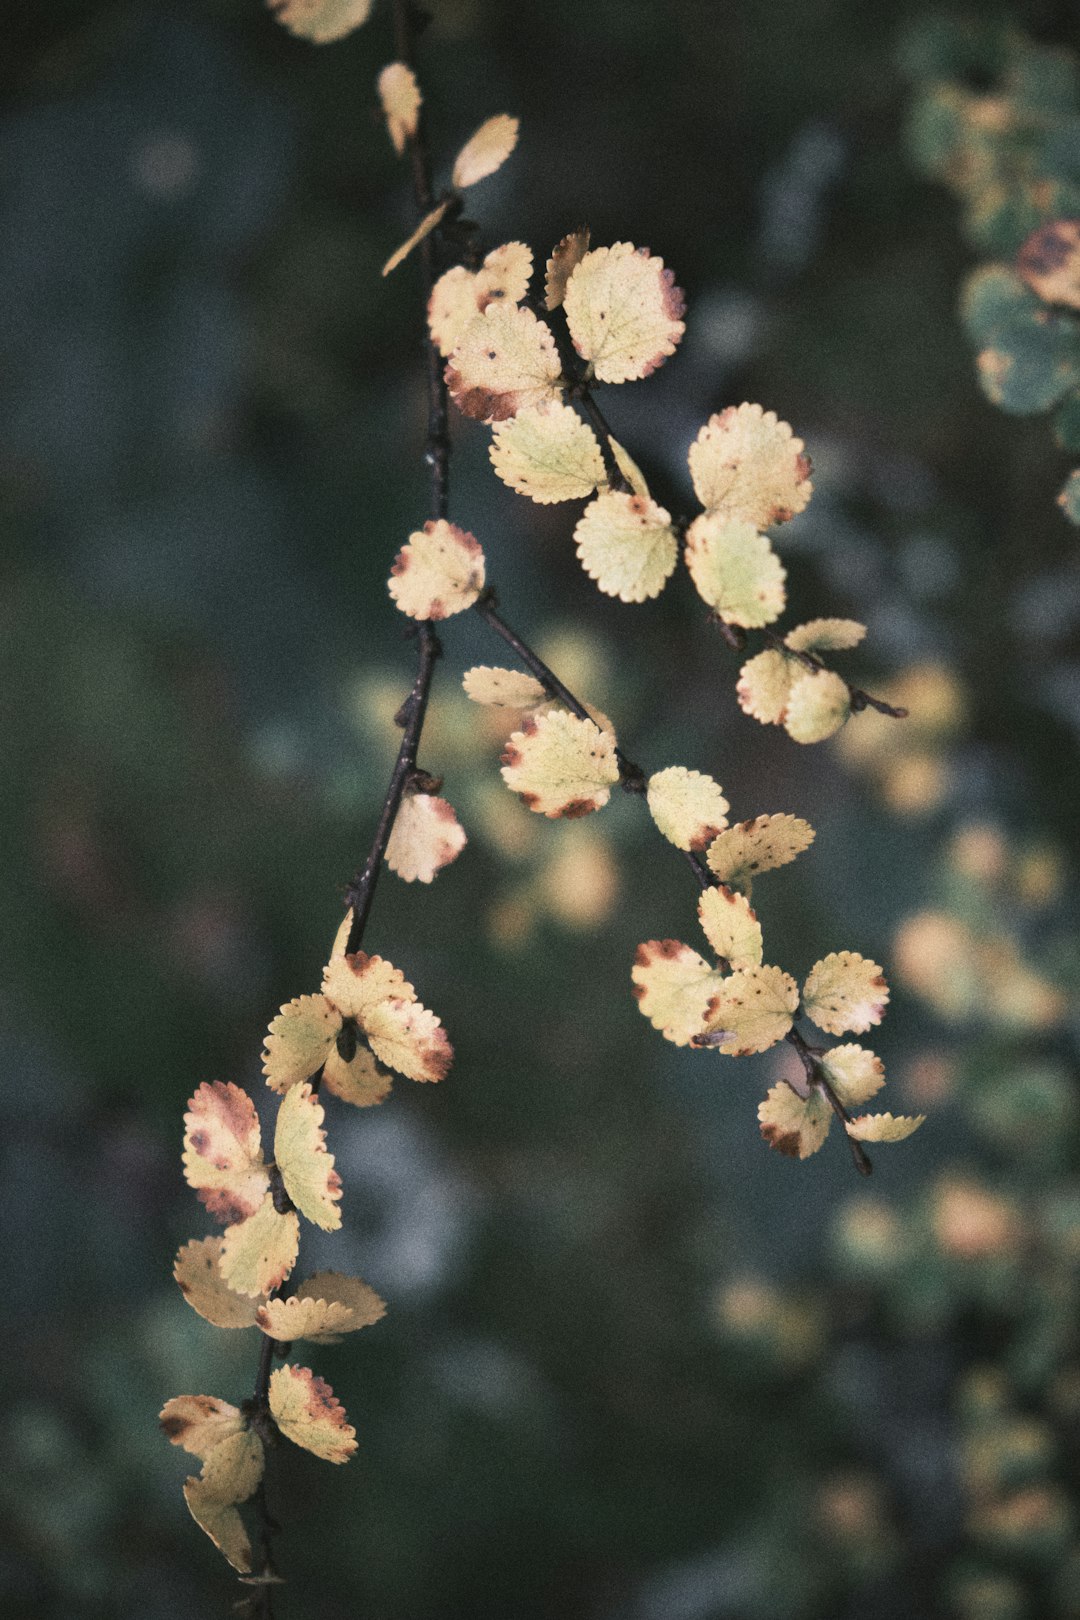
[3,1,1080,1618]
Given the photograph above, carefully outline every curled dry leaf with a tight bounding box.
[377,62,421,156]
[785,618,866,654]
[388,520,485,620]
[697,885,763,970]
[684,514,786,628]
[802,951,890,1037]
[646,766,730,852]
[182,1082,268,1225]
[274,1082,343,1232]
[737,649,792,725]
[1017,218,1080,311]
[256,1271,386,1343]
[573,490,678,602]
[631,938,725,1047]
[173,1236,263,1329]
[452,113,519,189]
[381,200,450,277]
[462,664,547,708]
[446,303,562,422]
[758,1083,832,1159]
[489,400,605,503]
[818,1044,885,1108]
[385,791,467,883]
[688,403,812,528]
[269,1365,358,1464]
[706,814,815,892]
[845,1111,926,1143]
[500,708,619,818]
[160,1395,245,1460]
[784,668,851,745]
[219,1193,300,1299]
[428,243,534,358]
[322,951,452,1081]
[563,242,686,383]
[545,227,591,310]
[699,965,799,1056]
[266,0,374,44]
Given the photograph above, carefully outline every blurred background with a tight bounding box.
[4,1,1080,1616]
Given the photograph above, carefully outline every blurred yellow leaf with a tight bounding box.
[545,227,591,310]
[160,1395,245,1460]
[452,113,519,188]
[845,1111,926,1143]
[377,62,421,156]
[266,0,373,44]
[785,617,866,653]
[784,668,851,744]
[818,1044,885,1107]
[736,649,791,725]
[462,664,547,708]
[381,200,450,277]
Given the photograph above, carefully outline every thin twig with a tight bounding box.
[786,1027,873,1176]
[759,627,908,719]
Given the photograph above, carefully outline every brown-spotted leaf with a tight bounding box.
[428,243,534,358]
[256,1272,386,1343]
[262,994,338,1095]
[563,242,685,383]
[646,766,730,852]
[697,885,763,970]
[462,664,547,708]
[219,1193,299,1299]
[688,403,812,527]
[322,951,452,1081]
[758,1082,832,1159]
[274,1082,342,1232]
[160,1395,245,1460]
[269,1365,358,1464]
[736,649,792,725]
[706,814,815,893]
[445,304,562,422]
[684,513,786,628]
[182,1082,268,1225]
[573,490,678,602]
[500,708,619,818]
[803,952,890,1036]
[385,791,467,884]
[631,939,726,1047]
[173,1237,262,1329]
[698,965,798,1056]
[545,227,591,310]
[388,520,485,621]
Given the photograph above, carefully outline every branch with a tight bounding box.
[786,1027,873,1177]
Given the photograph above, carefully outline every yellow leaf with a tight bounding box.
[688,403,812,526]
[785,617,866,653]
[445,304,562,422]
[462,664,547,708]
[783,668,851,744]
[1018,219,1080,310]
[818,1044,885,1108]
[684,514,786,627]
[377,62,421,156]
[173,1237,263,1329]
[381,199,450,277]
[322,1040,393,1108]
[219,1193,300,1299]
[388,519,486,620]
[323,949,409,1020]
[757,1083,832,1159]
[803,951,890,1036]
[269,1365,358,1464]
[631,938,725,1047]
[262,994,338,1095]
[183,1082,268,1225]
[606,436,651,497]
[646,766,730,852]
[183,1480,251,1574]
[545,227,591,310]
[573,490,678,602]
[275,1082,342,1232]
[452,113,519,189]
[489,400,605,503]
[266,0,373,44]
[845,1112,926,1143]
[322,952,452,1081]
[256,1271,386,1343]
[697,885,763,969]
[706,814,815,891]
[701,965,799,1056]
[563,242,686,383]
[160,1395,245,1460]
[736,649,792,725]
[199,1428,265,1504]
[386,791,467,883]
[500,708,619,818]
[428,243,534,358]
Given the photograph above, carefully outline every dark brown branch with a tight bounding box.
[786,1027,873,1176]
[758,626,908,719]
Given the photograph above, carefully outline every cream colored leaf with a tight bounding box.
[698,885,763,969]
[173,1237,262,1330]
[381,200,450,277]
[784,668,851,745]
[182,1082,268,1225]
[757,1083,832,1159]
[385,791,467,883]
[295,1269,387,1321]
[607,436,650,497]
[377,63,421,156]
[266,0,373,45]
[428,243,534,358]
[219,1193,299,1299]
[322,1041,393,1108]
[699,965,798,1056]
[328,908,352,962]
[818,1044,885,1108]
[160,1395,244,1460]
[845,1112,926,1143]
[684,514,786,628]
[803,951,890,1036]
[545,227,591,310]
[490,400,605,503]
[573,490,678,602]
[646,766,730,852]
[262,994,338,1095]
[183,1480,251,1574]
[784,618,866,654]
[452,114,519,189]
[199,1428,265,1505]
[706,814,815,892]
[631,938,726,1047]
[500,708,619,818]
[445,304,562,422]
[269,1365,357,1464]
[462,664,547,708]
[257,1272,385,1343]
[563,242,686,383]
[388,519,485,620]
[275,1082,342,1232]
[363,994,453,1081]
[323,949,411,1020]
[688,403,813,526]
[736,649,792,725]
